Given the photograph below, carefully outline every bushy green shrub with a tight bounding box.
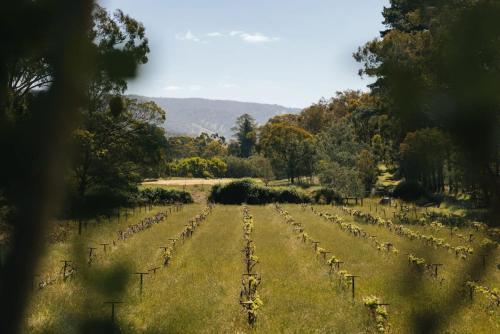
[209,179,255,204]
[276,188,309,203]
[209,179,310,204]
[139,187,193,204]
[392,181,427,201]
[392,181,441,204]
[313,187,343,204]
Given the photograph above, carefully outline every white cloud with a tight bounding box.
[229,30,244,36]
[240,32,279,43]
[206,32,223,37]
[229,30,279,43]
[175,30,279,44]
[164,85,181,91]
[221,83,237,88]
[175,30,200,42]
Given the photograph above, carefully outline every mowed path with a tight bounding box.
[132,205,246,333]
[250,205,369,333]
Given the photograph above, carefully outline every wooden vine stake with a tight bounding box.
[133,272,149,296]
[431,264,443,278]
[60,260,72,281]
[320,250,332,260]
[100,243,110,254]
[87,247,97,266]
[345,275,359,300]
[148,267,160,274]
[104,301,123,324]
[468,283,474,302]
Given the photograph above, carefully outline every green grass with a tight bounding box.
[250,205,371,333]
[284,204,499,333]
[24,202,499,333]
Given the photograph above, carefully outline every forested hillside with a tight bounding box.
[132,96,300,137]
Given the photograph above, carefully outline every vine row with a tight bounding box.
[275,204,391,333]
[310,207,399,256]
[340,206,479,259]
[239,206,263,326]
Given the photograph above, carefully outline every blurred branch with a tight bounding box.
[0,1,94,333]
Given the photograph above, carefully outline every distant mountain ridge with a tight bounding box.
[131,96,301,138]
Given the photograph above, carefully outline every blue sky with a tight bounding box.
[100,0,389,108]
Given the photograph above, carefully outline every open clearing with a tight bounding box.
[25,202,499,333]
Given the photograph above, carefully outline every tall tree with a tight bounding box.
[260,122,313,183]
[67,6,164,215]
[232,113,257,157]
[355,0,500,214]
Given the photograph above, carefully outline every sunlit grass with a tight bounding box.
[24,203,499,333]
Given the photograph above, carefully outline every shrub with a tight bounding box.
[392,180,442,204]
[209,179,310,204]
[276,188,309,203]
[392,181,427,201]
[313,187,343,204]
[209,179,255,204]
[139,187,193,204]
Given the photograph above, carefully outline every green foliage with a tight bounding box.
[312,187,343,204]
[223,156,259,178]
[65,7,170,216]
[399,128,450,192]
[70,97,167,214]
[209,179,310,204]
[315,119,364,168]
[315,162,364,197]
[166,133,227,160]
[232,114,257,158]
[167,157,227,178]
[392,180,441,204]
[139,187,193,204]
[260,122,314,183]
[355,0,500,211]
[356,149,378,192]
[224,156,274,182]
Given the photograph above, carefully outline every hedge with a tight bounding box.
[139,187,193,204]
[208,179,310,204]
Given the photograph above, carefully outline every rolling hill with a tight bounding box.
[132,96,301,138]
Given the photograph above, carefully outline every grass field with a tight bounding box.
[24,202,499,333]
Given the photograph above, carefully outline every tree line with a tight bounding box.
[164,0,500,215]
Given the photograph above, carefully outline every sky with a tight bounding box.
[100,0,389,108]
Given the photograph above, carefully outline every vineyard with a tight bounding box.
[24,202,499,333]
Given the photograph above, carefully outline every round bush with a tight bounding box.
[209,180,310,204]
[392,181,429,201]
[313,187,343,204]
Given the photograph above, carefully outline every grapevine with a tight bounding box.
[239,206,263,325]
[466,281,500,310]
[310,207,399,256]
[363,295,390,333]
[339,206,476,259]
